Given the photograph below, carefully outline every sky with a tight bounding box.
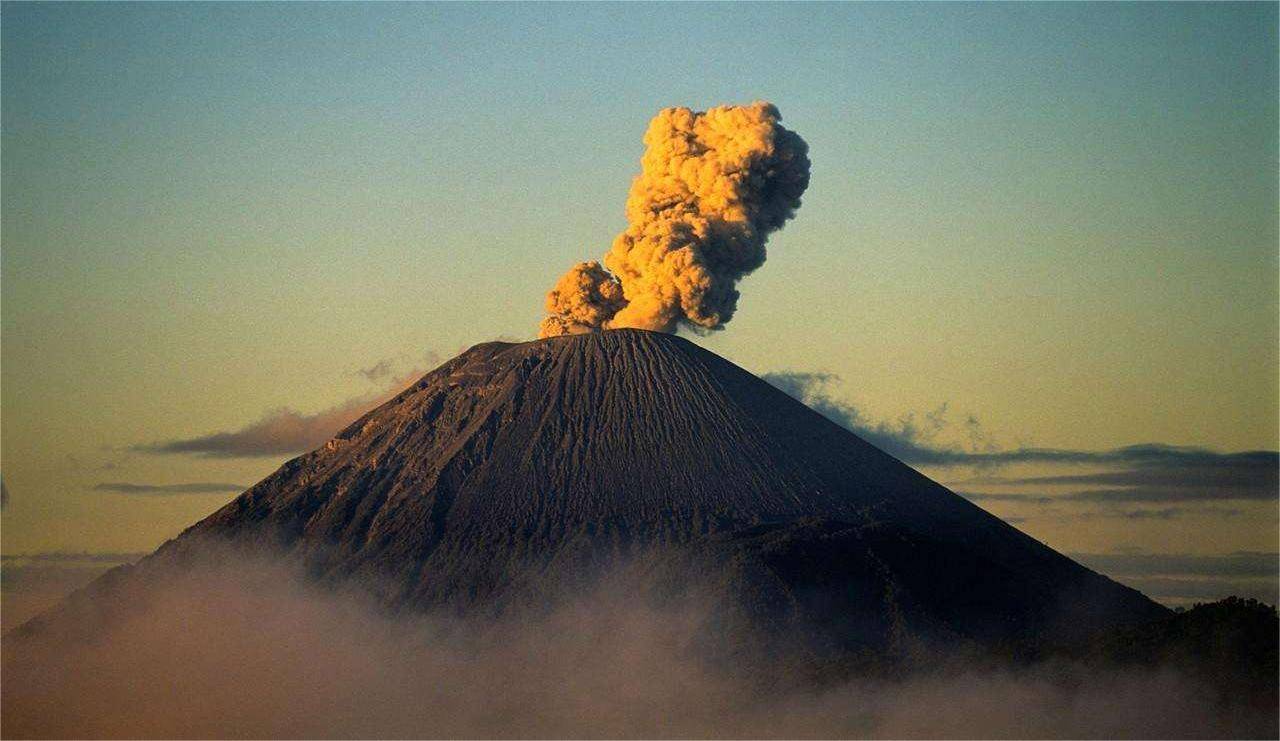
[2,2,1277,612]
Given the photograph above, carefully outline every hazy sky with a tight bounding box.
[2,3,1276,606]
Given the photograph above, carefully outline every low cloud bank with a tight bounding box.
[3,549,1273,739]
[959,461,1277,505]
[1069,551,1280,606]
[956,494,1246,522]
[0,552,144,634]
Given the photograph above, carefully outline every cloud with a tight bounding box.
[1022,455,1278,488]
[1060,487,1275,504]
[1076,506,1243,521]
[356,359,394,382]
[136,396,381,458]
[762,372,992,466]
[0,551,145,633]
[540,102,810,337]
[1069,550,1280,606]
[767,371,1279,470]
[959,444,1279,469]
[139,350,451,459]
[1119,577,1279,605]
[765,371,1278,508]
[136,367,432,458]
[962,499,1240,522]
[1004,460,1279,502]
[1068,551,1279,579]
[956,467,1276,507]
[0,552,147,564]
[1090,507,1241,520]
[93,482,245,495]
[4,547,1274,738]
[959,491,1245,520]
[358,351,442,383]
[958,491,1055,505]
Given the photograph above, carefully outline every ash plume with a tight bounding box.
[539,102,810,338]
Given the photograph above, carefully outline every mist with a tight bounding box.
[3,548,1271,739]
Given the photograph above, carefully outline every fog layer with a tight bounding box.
[3,548,1271,739]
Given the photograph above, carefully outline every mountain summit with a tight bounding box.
[147,329,1162,651]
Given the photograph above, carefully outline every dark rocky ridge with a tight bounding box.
[145,328,1165,652]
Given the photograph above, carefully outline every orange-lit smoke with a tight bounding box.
[539,102,810,338]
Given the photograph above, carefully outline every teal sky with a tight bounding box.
[2,2,1276,608]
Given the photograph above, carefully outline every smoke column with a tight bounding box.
[539,102,811,338]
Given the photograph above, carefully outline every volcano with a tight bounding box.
[27,330,1166,653]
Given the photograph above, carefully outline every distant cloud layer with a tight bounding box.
[764,371,1279,508]
[1002,459,1278,502]
[94,482,245,495]
[1071,551,1278,578]
[958,495,1246,522]
[1,551,146,565]
[1069,551,1279,605]
[1,551,146,633]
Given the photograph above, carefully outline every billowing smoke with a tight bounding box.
[539,102,810,338]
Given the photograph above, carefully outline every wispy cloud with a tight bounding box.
[958,494,1243,521]
[961,489,1254,513]
[762,371,991,466]
[1061,487,1273,504]
[1073,507,1244,521]
[766,371,1278,509]
[994,459,1279,503]
[139,354,446,459]
[355,351,441,383]
[93,482,245,495]
[1098,507,1243,520]
[771,370,1277,470]
[959,492,1055,505]
[356,359,395,382]
[955,466,1276,506]
[135,394,380,458]
[955,444,1279,470]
